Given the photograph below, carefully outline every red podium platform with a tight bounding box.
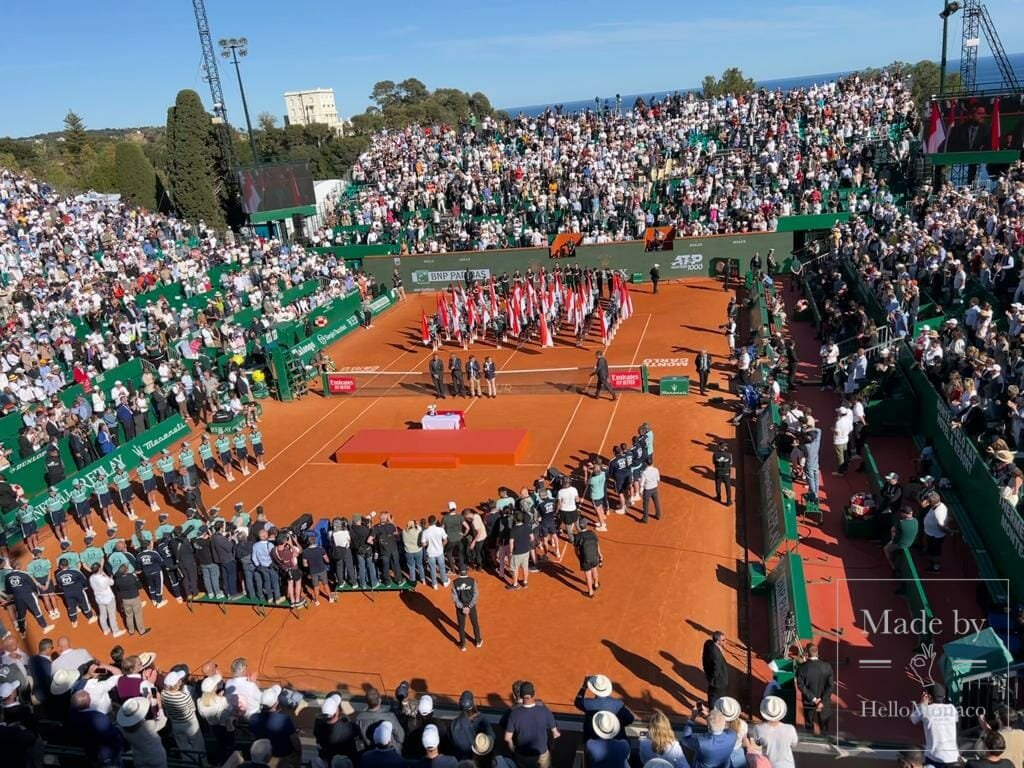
[334,429,529,468]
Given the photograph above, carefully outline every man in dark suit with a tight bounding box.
[946,104,989,152]
[946,104,990,183]
[701,630,728,707]
[696,350,712,395]
[593,350,616,401]
[649,264,660,294]
[796,643,834,734]
[429,353,446,399]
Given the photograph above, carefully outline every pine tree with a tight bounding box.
[114,142,157,209]
[62,110,88,157]
[165,90,224,228]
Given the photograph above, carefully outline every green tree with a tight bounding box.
[397,78,429,104]
[165,90,224,227]
[702,68,755,98]
[370,80,399,109]
[0,139,38,169]
[114,142,157,209]
[84,143,117,192]
[62,110,88,157]
[257,112,278,132]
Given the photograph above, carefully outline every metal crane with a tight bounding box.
[959,0,1021,93]
[192,0,235,167]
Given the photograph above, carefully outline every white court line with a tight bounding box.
[205,348,410,508]
[546,397,587,469]
[252,362,426,506]
[598,314,651,454]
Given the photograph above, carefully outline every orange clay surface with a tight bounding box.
[19,280,747,720]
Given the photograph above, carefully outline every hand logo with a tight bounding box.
[907,642,937,688]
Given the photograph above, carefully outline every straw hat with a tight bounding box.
[116,697,151,727]
[760,695,787,722]
[473,733,494,756]
[137,652,157,670]
[996,450,1015,464]
[587,674,613,697]
[50,669,80,695]
[593,711,621,740]
[715,696,742,722]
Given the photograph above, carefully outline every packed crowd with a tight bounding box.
[325,72,917,253]
[799,160,1024,511]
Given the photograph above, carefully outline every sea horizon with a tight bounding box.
[504,52,1024,116]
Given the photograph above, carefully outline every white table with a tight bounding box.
[421,414,462,430]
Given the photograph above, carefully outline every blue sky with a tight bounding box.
[3,0,1023,137]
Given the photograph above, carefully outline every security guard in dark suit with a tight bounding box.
[429,353,446,399]
[712,442,733,505]
[696,350,712,395]
[796,643,834,734]
[593,350,616,401]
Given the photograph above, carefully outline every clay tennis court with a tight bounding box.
[22,279,750,718]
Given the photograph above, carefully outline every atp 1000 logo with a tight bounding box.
[670,254,703,271]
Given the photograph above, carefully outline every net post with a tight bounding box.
[321,372,330,396]
[641,364,649,394]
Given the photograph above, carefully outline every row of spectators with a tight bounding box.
[799,161,1024,509]
[327,72,918,253]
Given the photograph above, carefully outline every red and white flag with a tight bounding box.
[489,278,499,317]
[539,313,554,348]
[925,101,946,154]
[420,310,431,345]
[526,282,537,319]
[509,302,522,337]
[437,294,450,330]
[991,97,1002,150]
[571,293,581,335]
[599,305,609,345]
[620,280,634,321]
[467,300,477,331]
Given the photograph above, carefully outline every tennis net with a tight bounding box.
[319,365,647,397]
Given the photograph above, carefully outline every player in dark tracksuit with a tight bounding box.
[155,534,182,601]
[608,446,631,514]
[3,565,51,634]
[172,531,199,598]
[56,558,95,626]
[136,546,166,605]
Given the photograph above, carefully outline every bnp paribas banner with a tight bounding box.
[291,290,398,367]
[20,415,190,528]
[410,268,491,287]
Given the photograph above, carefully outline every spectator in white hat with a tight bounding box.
[314,693,361,766]
[638,709,687,768]
[116,696,168,768]
[421,722,456,768]
[362,719,405,768]
[249,685,301,767]
[715,696,748,768]
[573,674,635,741]
[753,696,798,768]
[198,674,237,763]
[584,711,629,768]
[161,669,205,758]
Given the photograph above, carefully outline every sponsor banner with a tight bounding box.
[609,369,643,391]
[18,415,190,532]
[659,376,689,396]
[326,374,357,394]
[410,268,491,286]
[642,357,690,368]
[668,253,706,272]
[291,290,398,367]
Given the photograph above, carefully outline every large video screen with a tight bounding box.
[236,162,315,214]
[927,94,1024,153]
